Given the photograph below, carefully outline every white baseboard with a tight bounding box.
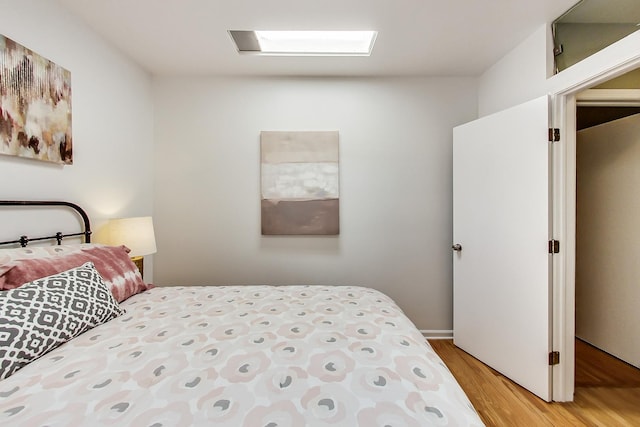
[420,330,453,340]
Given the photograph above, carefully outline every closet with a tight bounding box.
[575,77,640,373]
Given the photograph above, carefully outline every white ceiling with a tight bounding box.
[57,0,579,77]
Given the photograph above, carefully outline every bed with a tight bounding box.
[0,200,484,426]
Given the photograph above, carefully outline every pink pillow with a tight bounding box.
[0,244,92,265]
[0,245,149,302]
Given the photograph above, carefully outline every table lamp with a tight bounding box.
[108,216,157,278]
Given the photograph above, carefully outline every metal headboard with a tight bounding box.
[0,200,92,247]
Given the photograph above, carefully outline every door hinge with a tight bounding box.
[549,239,560,254]
[548,128,560,142]
[549,351,560,365]
[553,44,563,56]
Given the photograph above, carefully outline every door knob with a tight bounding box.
[452,244,462,252]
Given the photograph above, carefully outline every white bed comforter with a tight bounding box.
[0,285,483,426]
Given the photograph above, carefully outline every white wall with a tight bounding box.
[0,1,155,278]
[153,76,477,330]
[478,25,553,117]
[576,114,640,368]
[479,25,640,115]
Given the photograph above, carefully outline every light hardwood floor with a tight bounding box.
[429,339,640,426]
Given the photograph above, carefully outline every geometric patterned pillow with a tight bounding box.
[0,262,125,380]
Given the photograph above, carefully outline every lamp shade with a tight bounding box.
[108,216,157,257]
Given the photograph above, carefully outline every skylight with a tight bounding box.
[229,30,377,56]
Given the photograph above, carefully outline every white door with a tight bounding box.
[452,96,553,401]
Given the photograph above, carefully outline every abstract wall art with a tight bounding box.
[0,35,72,165]
[261,131,339,235]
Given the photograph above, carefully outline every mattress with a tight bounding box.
[0,285,484,426]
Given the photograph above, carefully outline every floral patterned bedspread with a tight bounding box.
[0,285,484,426]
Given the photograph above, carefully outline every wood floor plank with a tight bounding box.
[575,339,640,388]
[429,339,640,426]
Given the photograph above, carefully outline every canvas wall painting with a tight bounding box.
[261,131,339,235]
[0,35,72,165]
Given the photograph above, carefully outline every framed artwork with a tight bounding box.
[0,35,72,164]
[261,131,339,235]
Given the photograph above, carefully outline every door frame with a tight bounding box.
[552,56,640,401]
